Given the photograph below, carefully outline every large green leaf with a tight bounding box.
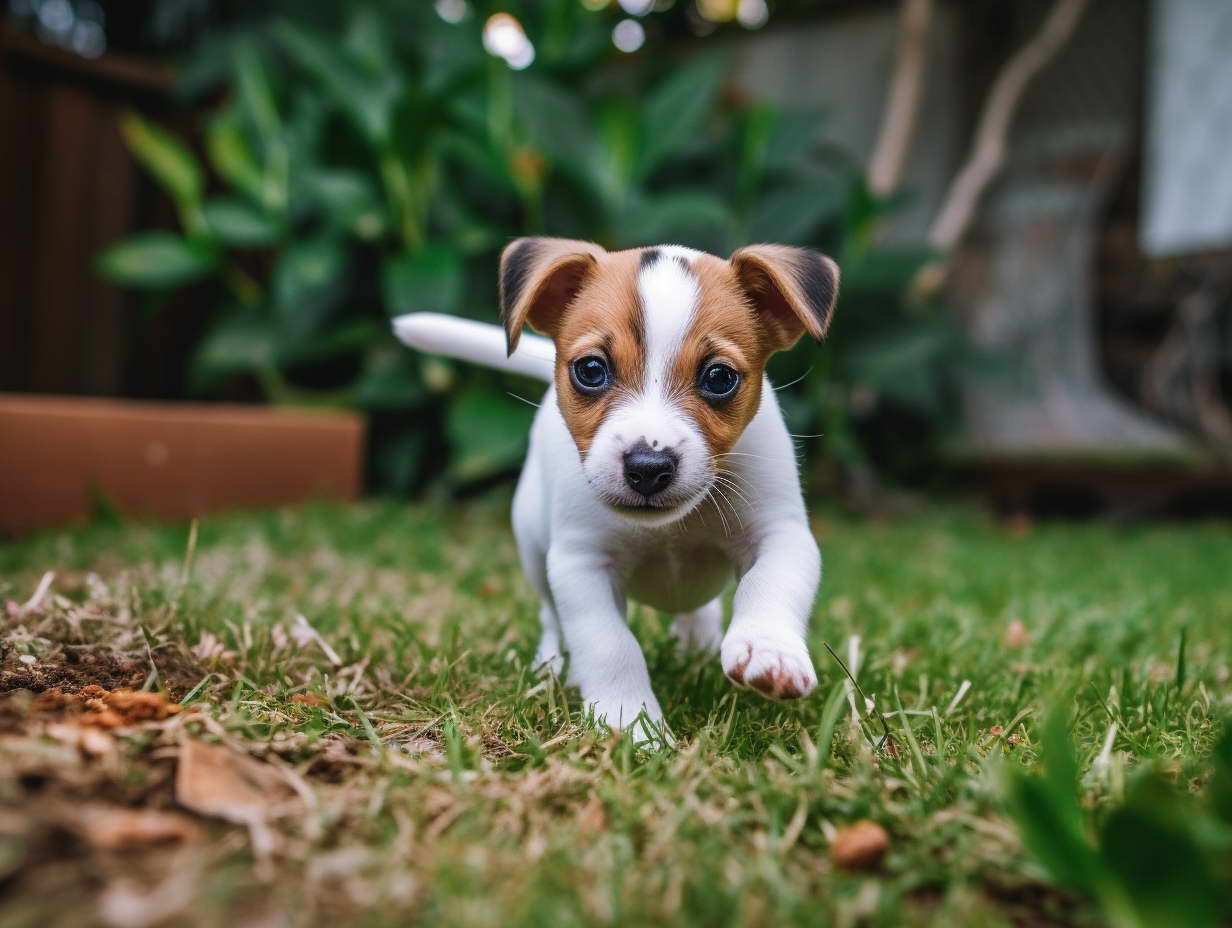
[303,169,387,240]
[381,247,462,318]
[844,321,960,414]
[234,40,281,144]
[205,115,265,204]
[96,233,217,290]
[1211,726,1232,825]
[746,181,843,245]
[271,239,347,348]
[275,21,400,147]
[446,387,534,482]
[1099,775,1225,928]
[189,309,275,391]
[616,192,738,254]
[119,111,203,212]
[203,197,280,247]
[1002,708,1107,896]
[513,73,595,175]
[637,54,726,179]
[840,247,936,306]
[353,345,426,411]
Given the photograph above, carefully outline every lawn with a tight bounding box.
[1,497,1229,927]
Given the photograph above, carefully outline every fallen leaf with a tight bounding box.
[291,692,327,707]
[75,804,202,849]
[578,794,608,834]
[175,738,296,827]
[831,820,890,870]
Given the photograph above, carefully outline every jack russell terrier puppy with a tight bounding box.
[394,238,838,739]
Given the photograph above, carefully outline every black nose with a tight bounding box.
[623,446,677,497]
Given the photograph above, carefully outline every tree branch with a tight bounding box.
[868,0,934,198]
[927,0,1089,253]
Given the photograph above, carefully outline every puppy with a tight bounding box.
[394,239,839,739]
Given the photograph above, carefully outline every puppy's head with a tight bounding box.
[501,238,839,526]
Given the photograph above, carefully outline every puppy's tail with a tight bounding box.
[391,313,555,382]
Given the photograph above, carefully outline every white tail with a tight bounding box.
[391,313,555,382]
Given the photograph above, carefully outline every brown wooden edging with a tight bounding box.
[0,395,364,537]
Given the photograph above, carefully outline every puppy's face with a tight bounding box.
[501,239,839,526]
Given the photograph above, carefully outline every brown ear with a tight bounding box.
[729,244,840,352]
[499,237,605,355]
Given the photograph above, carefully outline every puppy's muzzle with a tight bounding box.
[622,444,677,499]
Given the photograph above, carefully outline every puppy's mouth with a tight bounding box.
[597,484,711,521]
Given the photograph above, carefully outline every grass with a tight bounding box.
[1,495,1229,926]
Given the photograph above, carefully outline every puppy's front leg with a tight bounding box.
[721,522,821,699]
[547,545,665,736]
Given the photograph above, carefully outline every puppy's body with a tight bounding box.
[396,240,838,738]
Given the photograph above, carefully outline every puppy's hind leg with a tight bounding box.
[671,596,724,657]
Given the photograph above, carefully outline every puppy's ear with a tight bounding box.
[729,244,839,352]
[500,237,605,355]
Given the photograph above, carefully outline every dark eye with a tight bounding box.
[699,363,741,401]
[571,355,611,395]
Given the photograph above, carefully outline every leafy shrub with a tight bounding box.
[98,1,961,492]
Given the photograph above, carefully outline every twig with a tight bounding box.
[868,0,934,197]
[18,571,55,617]
[928,0,1089,252]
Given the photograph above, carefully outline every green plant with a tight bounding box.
[1005,706,1232,927]
[97,1,962,492]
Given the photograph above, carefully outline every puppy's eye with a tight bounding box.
[699,363,741,401]
[571,355,611,395]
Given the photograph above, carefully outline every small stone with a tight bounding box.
[831,820,890,870]
[1003,620,1029,648]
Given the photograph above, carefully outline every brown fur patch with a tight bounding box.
[667,254,772,456]
[729,244,839,350]
[550,249,645,454]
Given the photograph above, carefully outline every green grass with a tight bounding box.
[1,496,1229,926]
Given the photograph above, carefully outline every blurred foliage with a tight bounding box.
[1005,706,1232,927]
[97,0,966,493]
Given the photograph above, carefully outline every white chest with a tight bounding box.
[615,518,740,614]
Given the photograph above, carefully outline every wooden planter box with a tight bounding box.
[0,395,364,537]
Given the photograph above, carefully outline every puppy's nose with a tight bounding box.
[623,446,677,497]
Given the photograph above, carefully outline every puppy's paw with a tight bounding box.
[533,642,565,678]
[584,696,673,747]
[671,615,723,658]
[721,633,817,700]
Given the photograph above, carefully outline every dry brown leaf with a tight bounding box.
[578,794,608,834]
[831,820,890,870]
[175,738,296,827]
[75,804,202,849]
[291,692,327,707]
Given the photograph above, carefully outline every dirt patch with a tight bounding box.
[0,649,146,696]
[1,642,201,700]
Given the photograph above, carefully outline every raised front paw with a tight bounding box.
[721,632,818,700]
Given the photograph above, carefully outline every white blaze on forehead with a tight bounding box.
[637,248,699,398]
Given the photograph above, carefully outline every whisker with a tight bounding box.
[506,392,540,409]
[705,489,731,536]
[712,475,753,511]
[709,481,744,531]
[773,367,812,391]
